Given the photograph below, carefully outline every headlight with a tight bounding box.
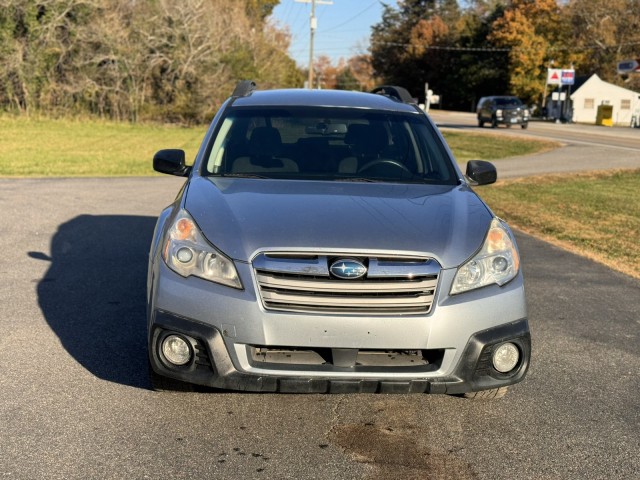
[495,109,503,117]
[451,218,520,295]
[162,209,242,289]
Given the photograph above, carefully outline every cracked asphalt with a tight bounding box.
[0,172,638,479]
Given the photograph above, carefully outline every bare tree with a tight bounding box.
[0,0,303,122]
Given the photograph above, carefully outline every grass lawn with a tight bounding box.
[476,169,640,279]
[0,116,205,176]
[441,130,559,163]
[0,115,556,177]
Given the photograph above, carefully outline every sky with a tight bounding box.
[270,0,399,67]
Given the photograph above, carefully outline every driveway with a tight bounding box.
[0,176,638,479]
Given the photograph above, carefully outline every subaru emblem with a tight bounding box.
[330,259,367,280]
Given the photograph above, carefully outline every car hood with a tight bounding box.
[184,177,493,268]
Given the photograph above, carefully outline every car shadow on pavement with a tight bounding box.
[31,214,156,389]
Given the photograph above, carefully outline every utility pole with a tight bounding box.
[295,0,333,89]
[542,59,554,112]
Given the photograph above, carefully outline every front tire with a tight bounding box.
[478,118,484,128]
[463,386,509,399]
[491,117,498,128]
[521,122,528,129]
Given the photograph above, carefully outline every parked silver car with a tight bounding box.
[148,82,530,398]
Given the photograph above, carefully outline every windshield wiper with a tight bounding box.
[335,176,444,185]
[333,177,383,183]
[219,173,269,179]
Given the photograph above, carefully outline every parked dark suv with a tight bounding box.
[477,96,529,129]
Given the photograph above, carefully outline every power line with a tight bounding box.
[288,3,308,39]
[370,40,640,54]
[277,1,294,26]
[318,1,378,33]
[370,40,510,52]
[289,46,366,53]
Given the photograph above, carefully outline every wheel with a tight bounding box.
[521,122,528,129]
[506,124,512,129]
[478,118,484,128]
[491,117,498,128]
[463,386,509,399]
[148,360,195,392]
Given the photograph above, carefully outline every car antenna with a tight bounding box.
[232,80,257,98]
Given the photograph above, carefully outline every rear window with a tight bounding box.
[203,107,458,185]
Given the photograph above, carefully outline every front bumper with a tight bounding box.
[149,310,530,394]
[496,113,528,125]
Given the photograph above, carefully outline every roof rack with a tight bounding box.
[232,80,256,98]
[370,85,416,105]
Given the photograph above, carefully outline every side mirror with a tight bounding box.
[153,149,191,177]
[466,160,497,185]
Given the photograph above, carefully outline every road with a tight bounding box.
[1,176,638,479]
[429,110,640,178]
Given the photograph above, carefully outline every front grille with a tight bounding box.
[253,253,440,315]
[249,346,444,372]
[504,109,523,120]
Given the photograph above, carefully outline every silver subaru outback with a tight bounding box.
[147,82,530,398]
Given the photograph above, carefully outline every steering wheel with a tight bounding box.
[357,159,412,176]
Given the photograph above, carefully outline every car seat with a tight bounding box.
[231,127,298,173]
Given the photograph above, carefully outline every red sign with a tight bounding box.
[547,68,561,85]
[548,68,574,85]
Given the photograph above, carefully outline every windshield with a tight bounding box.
[495,97,522,107]
[203,107,458,185]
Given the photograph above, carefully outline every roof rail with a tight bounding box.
[232,80,256,98]
[370,85,416,104]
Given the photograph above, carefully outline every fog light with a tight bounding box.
[492,342,519,373]
[162,335,192,366]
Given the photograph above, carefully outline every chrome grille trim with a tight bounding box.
[253,253,440,315]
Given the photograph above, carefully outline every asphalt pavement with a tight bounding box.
[429,110,640,178]
[0,172,638,479]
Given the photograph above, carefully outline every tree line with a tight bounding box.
[0,0,301,123]
[2,0,639,121]
[370,0,640,111]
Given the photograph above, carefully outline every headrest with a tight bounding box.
[249,127,282,157]
[345,123,388,156]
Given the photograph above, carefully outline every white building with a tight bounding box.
[570,74,640,126]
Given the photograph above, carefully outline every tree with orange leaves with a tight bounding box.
[489,0,565,104]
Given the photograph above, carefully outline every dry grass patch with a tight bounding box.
[476,169,640,279]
